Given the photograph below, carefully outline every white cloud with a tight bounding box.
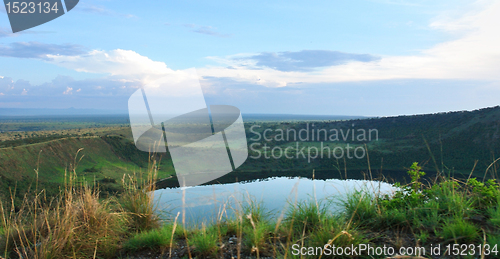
[47,49,176,84]
[45,50,204,98]
[47,49,168,75]
[63,87,73,95]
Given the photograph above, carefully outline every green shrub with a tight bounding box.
[411,199,441,230]
[487,233,500,247]
[408,162,426,192]
[427,181,474,218]
[487,204,500,228]
[376,207,408,228]
[467,178,500,210]
[242,199,270,226]
[439,218,479,243]
[415,231,430,244]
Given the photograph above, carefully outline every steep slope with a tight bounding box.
[0,135,174,203]
[242,106,500,177]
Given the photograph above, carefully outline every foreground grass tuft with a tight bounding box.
[1,183,126,259]
[191,225,219,257]
[123,224,176,252]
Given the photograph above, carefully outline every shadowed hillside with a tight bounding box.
[242,106,500,178]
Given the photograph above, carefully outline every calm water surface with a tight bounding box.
[153,177,396,225]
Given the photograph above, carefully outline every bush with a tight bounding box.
[487,203,500,228]
[467,178,500,210]
[439,218,479,243]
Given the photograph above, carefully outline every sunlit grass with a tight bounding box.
[123,224,178,252]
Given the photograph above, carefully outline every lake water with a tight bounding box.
[153,177,397,226]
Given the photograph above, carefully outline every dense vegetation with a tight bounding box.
[244,106,500,176]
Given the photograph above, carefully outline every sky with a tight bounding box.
[1,0,500,116]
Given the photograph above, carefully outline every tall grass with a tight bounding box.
[0,177,126,259]
[120,151,163,232]
[240,199,273,257]
[284,200,327,235]
[2,159,500,258]
[0,149,161,259]
[120,172,160,232]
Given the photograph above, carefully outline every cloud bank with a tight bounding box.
[243,50,380,72]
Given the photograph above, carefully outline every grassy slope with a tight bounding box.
[0,135,175,203]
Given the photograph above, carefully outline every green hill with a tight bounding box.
[0,134,174,204]
[242,106,500,178]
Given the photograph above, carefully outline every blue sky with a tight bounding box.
[1,0,500,116]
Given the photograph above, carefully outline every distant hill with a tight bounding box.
[242,106,500,178]
[357,105,500,176]
[242,113,367,122]
[0,108,127,116]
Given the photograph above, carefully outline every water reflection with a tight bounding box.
[153,177,396,226]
